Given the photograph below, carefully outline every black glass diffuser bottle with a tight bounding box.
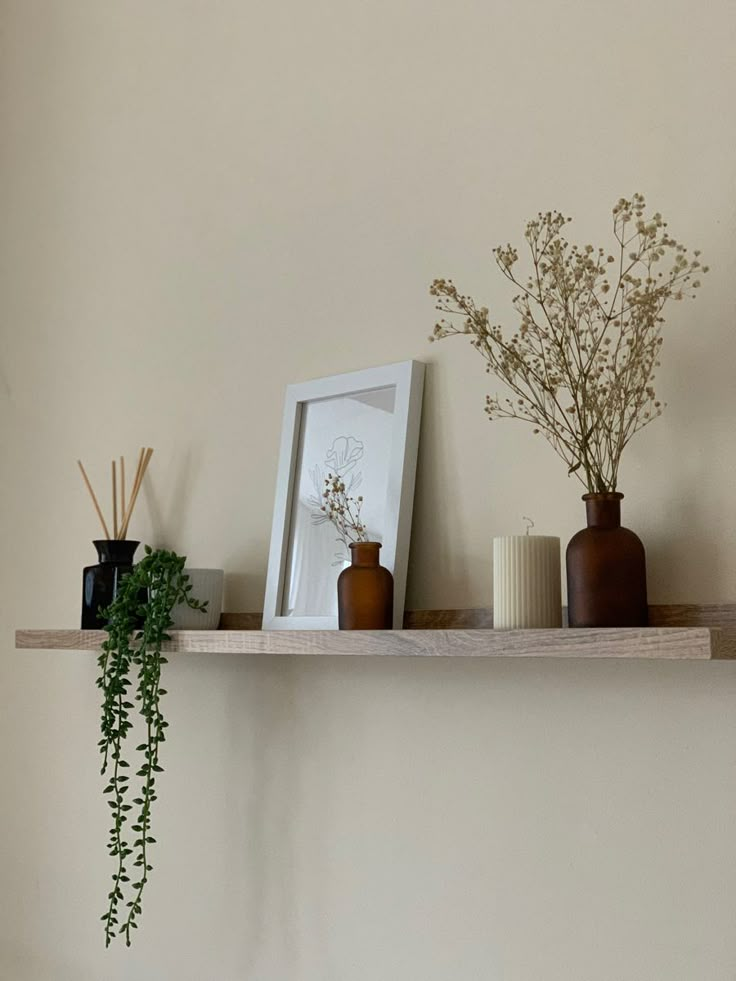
[81,540,140,629]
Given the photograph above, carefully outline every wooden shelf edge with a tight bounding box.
[221,604,736,632]
[14,624,734,660]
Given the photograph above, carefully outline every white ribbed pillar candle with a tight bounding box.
[493,536,562,629]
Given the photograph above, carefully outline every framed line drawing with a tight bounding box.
[263,360,425,630]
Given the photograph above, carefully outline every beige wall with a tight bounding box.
[1,1,735,978]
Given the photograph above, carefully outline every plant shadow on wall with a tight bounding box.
[429,194,707,626]
[140,448,196,548]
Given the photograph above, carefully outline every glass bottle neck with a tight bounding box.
[350,542,381,567]
[94,540,140,564]
[584,494,622,529]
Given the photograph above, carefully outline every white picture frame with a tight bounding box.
[263,360,425,630]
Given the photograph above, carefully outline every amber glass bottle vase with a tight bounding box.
[566,493,648,628]
[337,541,394,630]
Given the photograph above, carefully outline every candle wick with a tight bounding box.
[523,516,534,536]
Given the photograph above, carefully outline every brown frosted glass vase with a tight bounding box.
[337,542,394,630]
[566,493,648,628]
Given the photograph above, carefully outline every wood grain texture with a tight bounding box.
[223,604,736,633]
[14,625,724,659]
[17,605,736,659]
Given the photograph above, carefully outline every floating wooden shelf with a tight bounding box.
[15,605,736,660]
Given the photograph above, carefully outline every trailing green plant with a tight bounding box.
[430,194,707,493]
[96,546,207,947]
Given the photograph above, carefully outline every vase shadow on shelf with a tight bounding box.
[646,481,720,603]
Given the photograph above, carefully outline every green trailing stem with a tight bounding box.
[96,547,207,947]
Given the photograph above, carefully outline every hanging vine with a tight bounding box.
[96,547,207,946]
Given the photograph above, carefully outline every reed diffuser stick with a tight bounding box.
[112,460,118,540]
[120,456,126,524]
[119,447,153,539]
[78,460,112,539]
[118,448,145,537]
[78,447,153,540]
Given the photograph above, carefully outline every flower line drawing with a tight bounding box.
[309,436,365,563]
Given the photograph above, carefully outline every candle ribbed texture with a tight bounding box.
[493,536,562,629]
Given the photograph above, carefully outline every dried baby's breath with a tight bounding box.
[321,474,367,546]
[430,194,707,492]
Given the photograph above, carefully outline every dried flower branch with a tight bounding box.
[430,194,707,493]
[321,473,368,547]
